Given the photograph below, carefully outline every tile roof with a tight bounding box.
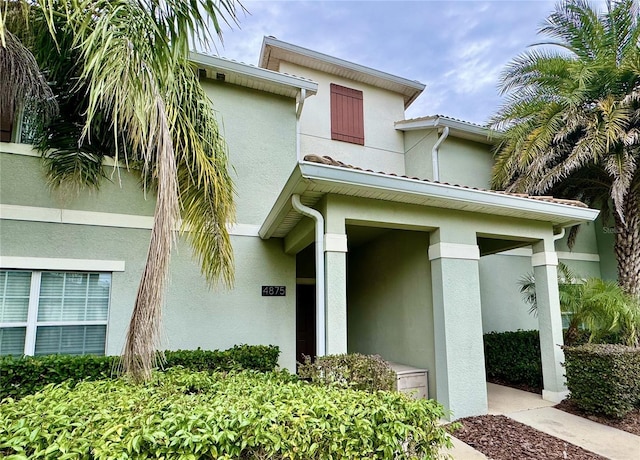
[302,155,589,209]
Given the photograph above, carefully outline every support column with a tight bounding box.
[429,240,487,420]
[532,239,568,402]
[324,233,348,355]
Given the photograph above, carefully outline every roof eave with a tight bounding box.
[395,117,501,144]
[190,51,318,97]
[259,36,425,108]
[260,162,599,238]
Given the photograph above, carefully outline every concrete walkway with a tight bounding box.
[447,383,640,460]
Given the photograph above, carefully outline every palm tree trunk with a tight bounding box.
[613,189,640,299]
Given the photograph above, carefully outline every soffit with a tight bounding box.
[259,37,425,108]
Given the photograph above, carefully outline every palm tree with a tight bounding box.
[491,0,640,298]
[0,0,240,381]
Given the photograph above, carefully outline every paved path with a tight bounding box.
[446,383,640,460]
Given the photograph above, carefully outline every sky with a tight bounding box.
[209,0,606,125]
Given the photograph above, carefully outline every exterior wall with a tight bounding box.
[0,76,301,370]
[201,80,298,225]
[479,254,538,333]
[347,229,436,397]
[278,62,406,175]
[404,130,494,188]
[594,216,618,281]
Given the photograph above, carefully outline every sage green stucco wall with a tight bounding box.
[347,229,436,397]
[594,216,618,281]
[403,131,494,188]
[201,80,297,226]
[0,76,300,370]
[479,254,538,333]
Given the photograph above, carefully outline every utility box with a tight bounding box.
[387,362,429,400]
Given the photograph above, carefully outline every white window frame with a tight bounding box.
[0,270,112,356]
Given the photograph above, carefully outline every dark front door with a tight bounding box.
[296,283,316,365]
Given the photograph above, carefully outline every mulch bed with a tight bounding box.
[555,399,640,436]
[450,415,606,460]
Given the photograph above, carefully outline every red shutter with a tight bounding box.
[330,83,364,145]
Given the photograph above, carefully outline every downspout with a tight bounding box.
[291,194,326,357]
[296,89,307,161]
[431,126,449,182]
[552,228,566,241]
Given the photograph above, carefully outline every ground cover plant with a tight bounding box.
[0,368,452,459]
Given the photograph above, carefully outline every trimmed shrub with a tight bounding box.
[0,344,279,401]
[297,353,396,392]
[0,369,452,459]
[483,330,542,390]
[564,344,640,418]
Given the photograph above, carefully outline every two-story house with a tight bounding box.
[0,37,607,419]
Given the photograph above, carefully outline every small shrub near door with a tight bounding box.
[483,330,543,390]
[0,368,452,459]
[563,344,640,418]
[297,353,396,392]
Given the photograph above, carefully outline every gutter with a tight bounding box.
[291,194,326,357]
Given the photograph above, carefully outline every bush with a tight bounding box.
[0,369,452,459]
[297,353,396,392]
[564,344,640,418]
[0,344,280,401]
[483,330,542,390]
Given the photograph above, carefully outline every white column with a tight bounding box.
[429,241,488,420]
[532,240,568,402]
[324,233,348,354]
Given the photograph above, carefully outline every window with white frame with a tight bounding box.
[0,270,110,356]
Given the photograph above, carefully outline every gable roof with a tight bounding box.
[190,52,318,99]
[259,36,425,108]
[259,155,598,239]
[395,115,499,145]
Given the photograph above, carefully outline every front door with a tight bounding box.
[296,283,316,365]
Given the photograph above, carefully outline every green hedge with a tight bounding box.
[564,344,640,418]
[0,369,452,459]
[0,344,279,401]
[483,330,542,390]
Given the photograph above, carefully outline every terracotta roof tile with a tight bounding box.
[302,154,589,209]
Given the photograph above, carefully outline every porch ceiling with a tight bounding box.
[259,161,600,239]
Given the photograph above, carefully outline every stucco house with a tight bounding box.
[0,37,612,419]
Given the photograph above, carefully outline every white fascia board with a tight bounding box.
[190,52,318,96]
[298,162,600,226]
[259,166,307,239]
[260,37,425,93]
[395,117,498,144]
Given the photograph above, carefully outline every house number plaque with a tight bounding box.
[262,286,286,296]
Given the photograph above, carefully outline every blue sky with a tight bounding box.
[213,1,603,125]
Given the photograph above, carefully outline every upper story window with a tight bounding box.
[330,83,364,145]
[0,270,111,356]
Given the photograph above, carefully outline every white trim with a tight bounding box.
[1,142,126,168]
[496,247,600,262]
[227,223,261,237]
[0,204,154,229]
[1,204,261,237]
[532,252,559,267]
[557,251,600,262]
[324,233,348,253]
[0,256,125,272]
[428,242,480,261]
